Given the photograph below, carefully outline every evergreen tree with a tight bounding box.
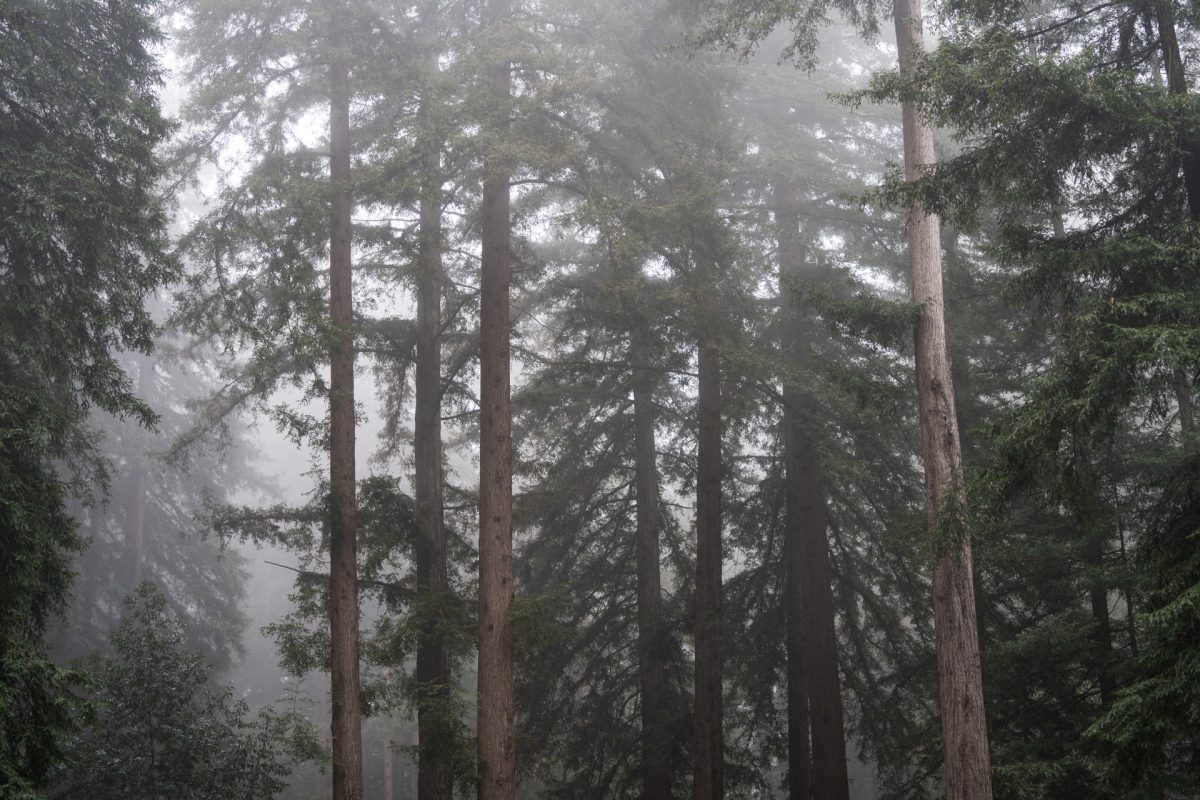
[52,586,307,800]
[48,351,251,673]
[848,0,1200,794]
[0,0,174,792]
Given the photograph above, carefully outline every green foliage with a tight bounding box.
[47,352,252,673]
[213,475,475,775]
[689,0,886,70]
[0,0,174,791]
[840,0,1200,794]
[51,585,312,800]
[1087,454,1200,796]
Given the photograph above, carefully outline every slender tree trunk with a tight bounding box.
[1085,534,1116,705]
[1176,367,1195,448]
[384,733,395,800]
[775,181,850,800]
[328,18,364,800]
[1111,485,1140,659]
[894,1,993,797]
[124,356,152,591]
[477,0,515,793]
[414,46,453,800]
[694,332,724,800]
[775,180,813,800]
[633,327,672,800]
[1153,1,1200,219]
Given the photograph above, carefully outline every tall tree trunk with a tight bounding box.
[328,18,364,800]
[124,356,152,591]
[477,0,515,793]
[633,328,671,800]
[775,181,850,800]
[775,179,813,800]
[1153,1,1200,219]
[694,332,724,800]
[414,46,453,800]
[893,1,993,797]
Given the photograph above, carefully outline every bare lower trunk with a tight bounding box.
[633,331,672,800]
[414,47,453,800]
[894,1,993,797]
[328,21,364,800]
[784,488,812,800]
[384,733,395,800]
[775,179,812,800]
[775,181,849,800]
[694,334,724,800]
[477,0,516,793]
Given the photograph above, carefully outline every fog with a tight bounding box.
[8,0,1197,798]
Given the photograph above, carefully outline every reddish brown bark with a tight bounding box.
[414,47,453,800]
[328,20,364,800]
[694,333,724,800]
[894,0,993,797]
[477,0,516,793]
[775,180,849,800]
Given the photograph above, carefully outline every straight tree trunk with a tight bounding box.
[328,19,364,800]
[414,46,453,800]
[477,0,516,793]
[384,733,395,800]
[1153,1,1200,219]
[1085,534,1116,705]
[893,1,993,797]
[694,332,724,800]
[775,180,850,800]
[776,179,812,800]
[1176,367,1195,447]
[124,355,152,591]
[633,328,672,800]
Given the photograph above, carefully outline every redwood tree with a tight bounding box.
[414,43,454,800]
[694,328,724,800]
[775,177,851,800]
[894,0,992,796]
[477,0,517,794]
[328,9,365,799]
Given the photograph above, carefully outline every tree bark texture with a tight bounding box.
[894,1,993,797]
[633,330,672,800]
[694,333,724,800]
[414,47,453,800]
[328,24,364,800]
[775,180,850,800]
[477,0,516,793]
